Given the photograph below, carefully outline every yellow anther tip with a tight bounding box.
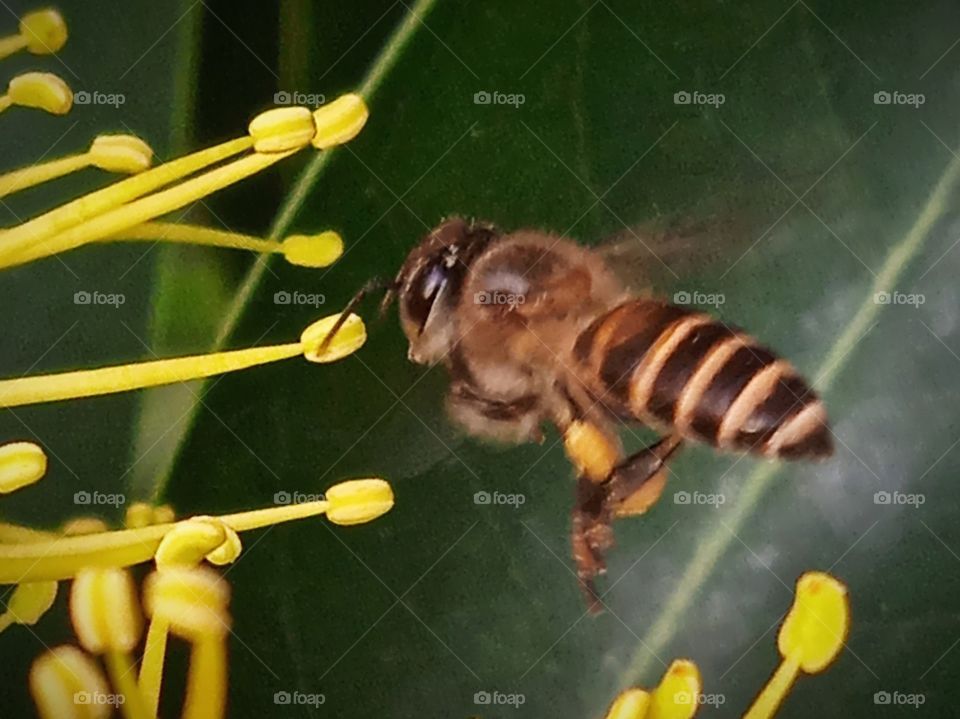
[70,567,142,653]
[605,688,651,719]
[8,72,73,114]
[311,93,369,149]
[124,501,154,529]
[779,571,849,673]
[0,440,47,493]
[20,9,68,54]
[249,106,316,153]
[30,646,110,719]
[145,566,231,639]
[7,581,58,625]
[61,517,109,536]
[281,231,344,267]
[89,134,153,174]
[300,312,367,363]
[649,659,701,719]
[325,478,394,526]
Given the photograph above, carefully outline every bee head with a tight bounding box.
[391,217,498,364]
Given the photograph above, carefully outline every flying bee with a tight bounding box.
[368,217,831,610]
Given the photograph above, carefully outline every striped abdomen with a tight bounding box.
[573,299,832,458]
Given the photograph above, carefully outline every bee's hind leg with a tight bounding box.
[570,434,683,613]
[604,435,683,518]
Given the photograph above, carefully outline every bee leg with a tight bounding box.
[604,435,683,518]
[571,474,614,614]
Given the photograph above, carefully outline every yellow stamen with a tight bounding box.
[61,518,110,536]
[248,106,317,153]
[0,521,53,542]
[0,136,252,259]
[2,148,298,267]
[0,72,72,115]
[69,568,148,719]
[0,312,366,408]
[103,222,344,267]
[745,572,849,719]
[0,580,57,632]
[0,477,391,582]
[325,478,395,525]
[145,567,229,719]
[604,688,651,719]
[647,659,701,719]
[154,517,242,568]
[0,93,366,268]
[125,501,176,529]
[0,9,67,61]
[30,645,111,719]
[0,440,47,493]
[311,93,369,149]
[0,135,153,199]
[70,567,141,654]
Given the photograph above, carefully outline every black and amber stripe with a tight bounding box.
[574,299,832,459]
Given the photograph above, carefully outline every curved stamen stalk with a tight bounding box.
[0,312,366,408]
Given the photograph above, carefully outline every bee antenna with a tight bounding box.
[319,277,391,352]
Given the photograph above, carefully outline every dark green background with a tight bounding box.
[2,1,960,717]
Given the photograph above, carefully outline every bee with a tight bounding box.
[375,217,831,610]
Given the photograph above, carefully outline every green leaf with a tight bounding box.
[159,1,960,717]
[154,2,960,716]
